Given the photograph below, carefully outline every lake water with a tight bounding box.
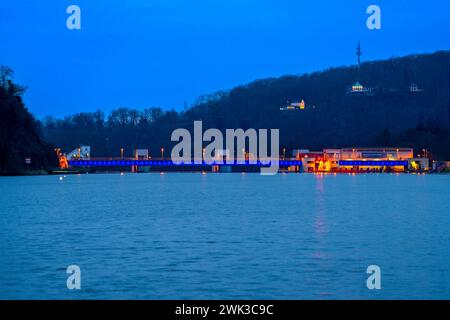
[0,173,449,299]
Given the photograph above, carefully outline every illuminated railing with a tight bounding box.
[339,160,408,167]
[68,160,303,167]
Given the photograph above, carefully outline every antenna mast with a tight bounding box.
[356,41,362,75]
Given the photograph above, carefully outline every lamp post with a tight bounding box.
[161,147,165,159]
[283,148,286,160]
[120,148,124,159]
[105,138,111,159]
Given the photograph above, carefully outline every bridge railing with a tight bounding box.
[68,159,302,167]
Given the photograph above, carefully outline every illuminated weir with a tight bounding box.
[64,147,429,174]
[67,159,303,173]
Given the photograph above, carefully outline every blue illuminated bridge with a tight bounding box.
[338,160,408,167]
[67,159,409,170]
[68,159,303,167]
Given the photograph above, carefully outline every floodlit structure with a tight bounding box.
[66,146,91,160]
[280,99,308,111]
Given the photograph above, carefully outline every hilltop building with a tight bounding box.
[280,99,315,111]
[347,81,375,95]
[134,149,149,160]
[409,83,424,93]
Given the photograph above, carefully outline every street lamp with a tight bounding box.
[283,148,286,160]
[161,147,165,159]
[120,148,124,159]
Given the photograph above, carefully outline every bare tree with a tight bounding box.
[0,65,27,95]
[0,65,13,88]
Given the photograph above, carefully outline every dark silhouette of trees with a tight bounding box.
[0,66,56,174]
[42,51,450,160]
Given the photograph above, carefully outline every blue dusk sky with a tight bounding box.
[1,0,450,118]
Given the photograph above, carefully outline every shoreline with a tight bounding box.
[2,170,448,177]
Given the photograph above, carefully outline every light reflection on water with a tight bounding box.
[0,173,449,299]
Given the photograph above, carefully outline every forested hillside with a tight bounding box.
[43,51,450,160]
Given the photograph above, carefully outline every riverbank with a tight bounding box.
[3,170,447,176]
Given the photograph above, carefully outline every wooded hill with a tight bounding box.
[42,51,450,160]
[0,67,56,174]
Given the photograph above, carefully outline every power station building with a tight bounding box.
[294,148,429,173]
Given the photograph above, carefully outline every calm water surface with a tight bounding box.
[0,173,449,299]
